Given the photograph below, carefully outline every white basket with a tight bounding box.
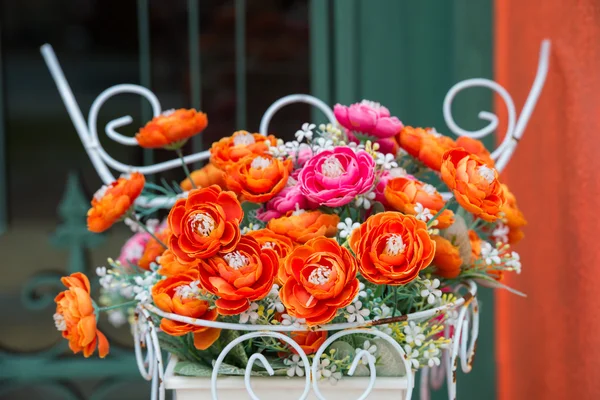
[165,357,412,400]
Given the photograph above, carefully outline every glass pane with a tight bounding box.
[0,0,309,398]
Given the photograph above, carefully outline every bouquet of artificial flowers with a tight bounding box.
[53,100,524,381]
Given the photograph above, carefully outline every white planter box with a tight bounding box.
[164,358,411,400]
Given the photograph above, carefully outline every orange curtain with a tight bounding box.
[495,0,600,399]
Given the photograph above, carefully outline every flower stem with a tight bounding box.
[129,213,168,250]
[392,286,398,317]
[175,148,197,189]
[469,217,484,230]
[98,300,138,312]
[427,198,455,228]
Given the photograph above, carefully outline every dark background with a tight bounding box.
[0,1,310,398]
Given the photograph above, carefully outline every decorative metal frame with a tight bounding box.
[40,39,550,400]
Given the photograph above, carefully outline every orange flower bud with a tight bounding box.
[432,235,462,278]
[54,273,109,358]
[180,163,227,191]
[87,172,145,233]
[136,109,207,149]
[441,148,505,222]
[152,271,221,350]
[267,210,339,244]
[384,177,455,229]
[225,155,292,203]
[210,131,276,170]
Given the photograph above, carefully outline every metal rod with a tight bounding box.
[187,0,203,166]
[235,0,247,129]
[137,0,153,168]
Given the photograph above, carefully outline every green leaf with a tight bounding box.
[215,361,266,376]
[373,338,406,377]
[329,340,355,362]
[373,284,386,299]
[353,132,379,143]
[220,330,249,368]
[241,201,261,226]
[370,201,385,215]
[174,360,214,377]
[174,360,270,377]
[158,334,195,362]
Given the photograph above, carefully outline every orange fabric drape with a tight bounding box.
[495,1,600,399]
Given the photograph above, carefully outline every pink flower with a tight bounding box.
[376,138,399,155]
[292,144,313,167]
[256,184,314,221]
[117,232,150,266]
[334,100,403,139]
[375,171,392,205]
[298,147,375,207]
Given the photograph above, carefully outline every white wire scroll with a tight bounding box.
[135,280,477,400]
[41,40,549,207]
[442,39,550,173]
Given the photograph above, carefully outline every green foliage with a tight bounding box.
[240,201,263,228]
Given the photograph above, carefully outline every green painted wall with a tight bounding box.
[310,0,495,398]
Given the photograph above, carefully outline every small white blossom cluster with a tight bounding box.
[354,191,377,210]
[355,340,377,365]
[295,122,316,142]
[97,262,159,304]
[132,273,159,304]
[491,221,510,243]
[480,242,502,265]
[393,320,447,369]
[504,251,522,274]
[346,282,370,323]
[414,203,434,222]
[284,354,305,377]
[420,278,442,305]
[337,217,361,239]
[476,241,522,274]
[375,152,398,170]
[265,284,285,313]
[281,313,306,328]
[239,302,260,324]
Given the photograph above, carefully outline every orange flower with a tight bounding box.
[180,163,227,191]
[267,210,339,244]
[397,126,456,171]
[198,236,278,315]
[280,237,359,326]
[455,136,495,167]
[138,228,170,270]
[499,184,527,244]
[288,330,328,355]
[168,185,243,263]
[350,212,435,285]
[384,177,455,229]
[87,172,145,233]
[210,131,276,170]
[152,272,221,350]
[468,230,482,264]
[135,109,208,149]
[246,229,295,284]
[225,155,292,203]
[441,148,505,222]
[157,249,197,277]
[54,273,109,358]
[432,235,462,278]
